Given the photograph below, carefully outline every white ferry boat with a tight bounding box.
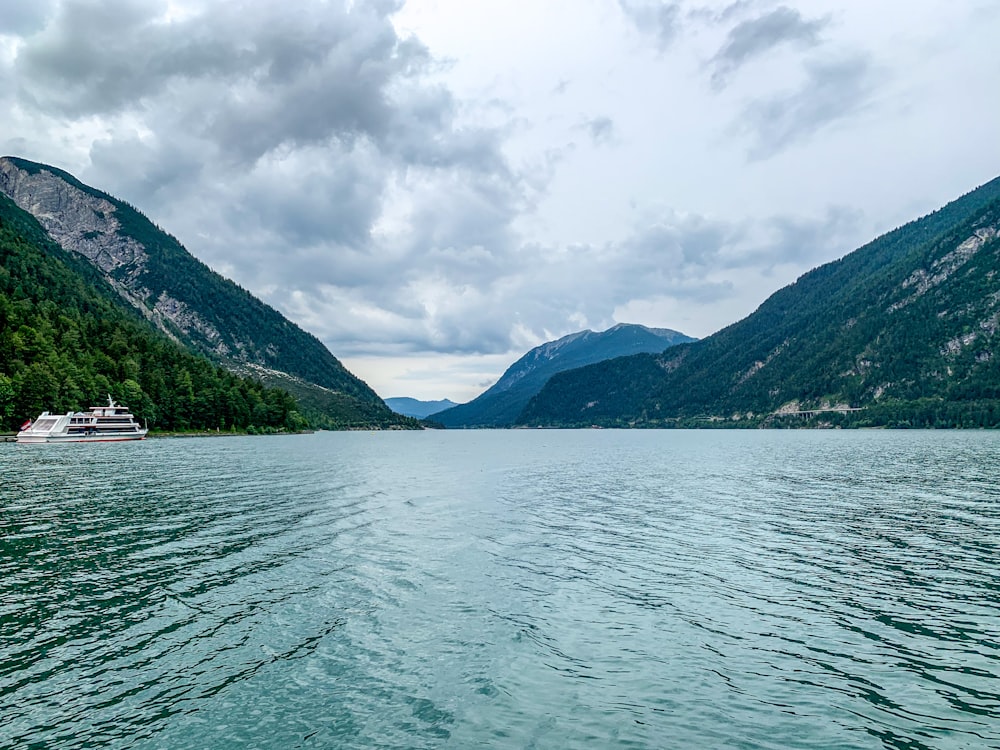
[16,397,148,443]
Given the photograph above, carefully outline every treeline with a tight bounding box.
[0,197,305,433]
[523,398,1000,430]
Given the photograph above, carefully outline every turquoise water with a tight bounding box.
[1,430,998,748]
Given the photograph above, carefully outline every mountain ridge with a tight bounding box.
[384,397,458,419]
[519,174,1000,428]
[434,323,696,427]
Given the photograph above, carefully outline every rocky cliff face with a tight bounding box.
[0,158,146,275]
[0,157,223,348]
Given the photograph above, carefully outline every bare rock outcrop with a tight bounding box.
[0,157,225,353]
[0,158,148,277]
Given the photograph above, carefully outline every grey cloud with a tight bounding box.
[756,206,864,268]
[222,194,866,361]
[709,6,828,89]
[401,173,523,280]
[624,205,863,275]
[201,13,432,166]
[460,214,747,346]
[619,1,683,51]
[737,52,879,159]
[427,216,726,353]
[385,93,510,175]
[15,0,236,115]
[15,0,430,166]
[620,215,734,274]
[578,204,863,310]
[693,205,867,278]
[428,312,518,355]
[19,0,525,276]
[0,0,56,34]
[143,142,525,312]
[234,151,388,251]
[87,136,206,205]
[582,116,615,145]
[693,1,757,25]
[715,0,758,23]
[666,279,735,304]
[277,277,520,358]
[260,196,865,361]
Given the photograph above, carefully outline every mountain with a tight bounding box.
[519,175,1000,429]
[0,191,309,432]
[384,397,458,419]
[0,156,414,429]
[433,323,696,427]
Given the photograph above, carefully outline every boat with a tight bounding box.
[16,396,148,443]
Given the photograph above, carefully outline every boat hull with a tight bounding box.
[16,431,147,444]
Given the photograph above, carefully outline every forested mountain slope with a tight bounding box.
[520,175,1000,428]
[0,193,305,432]
[435,324,695,427]
[0,156,414,429]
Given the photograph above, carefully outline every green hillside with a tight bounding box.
[519,175,1000,428]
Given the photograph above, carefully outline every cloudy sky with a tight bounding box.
[2,1,999,401]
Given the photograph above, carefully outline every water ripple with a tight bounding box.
[2,431,999,748]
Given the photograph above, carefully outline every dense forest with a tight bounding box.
[0,193,414,432]
[520,175,1000,429]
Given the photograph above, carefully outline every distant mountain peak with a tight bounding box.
[384,397,458,419]
[433,323,696,427]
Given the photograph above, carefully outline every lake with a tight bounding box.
[1,430,998,748]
